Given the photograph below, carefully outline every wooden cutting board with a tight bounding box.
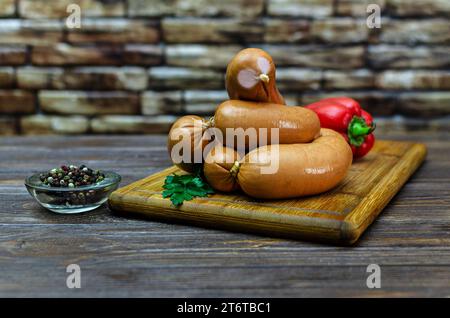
[109,140,426,245]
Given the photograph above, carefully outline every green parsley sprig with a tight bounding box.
[162,170,214,207]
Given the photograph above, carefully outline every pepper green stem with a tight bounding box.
[347,116,375,147]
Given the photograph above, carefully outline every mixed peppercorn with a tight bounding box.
[39,165,105,188]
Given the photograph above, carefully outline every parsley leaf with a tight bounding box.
[162,170,214,207]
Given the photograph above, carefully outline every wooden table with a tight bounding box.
[1,132,449,297]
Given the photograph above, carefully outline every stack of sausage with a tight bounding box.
[167,48,355,200]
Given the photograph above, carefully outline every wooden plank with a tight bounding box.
[0,224,449,297]
[0,133,448,297]
[109,140,427,245]
[1,264,449,297]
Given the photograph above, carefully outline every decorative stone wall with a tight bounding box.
[0,0,449,135]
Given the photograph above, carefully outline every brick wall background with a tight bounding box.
[0,0,449,135]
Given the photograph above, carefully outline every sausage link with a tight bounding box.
[226,48,285,105]
[204,129,353,199]
[167,115,212,173]
[168,100,321,172]
[214,100,320,150]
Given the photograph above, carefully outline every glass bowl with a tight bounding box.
[25,171,121,214]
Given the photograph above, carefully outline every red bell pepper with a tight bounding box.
[305,97,376,159]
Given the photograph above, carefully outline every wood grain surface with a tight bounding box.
[0,132,449,297]
[109,141,427,245]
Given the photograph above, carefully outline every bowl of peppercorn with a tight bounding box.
[25,165,121,214]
